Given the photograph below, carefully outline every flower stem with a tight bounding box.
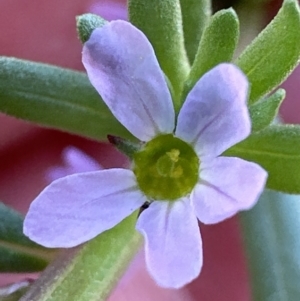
[20,212,141,301]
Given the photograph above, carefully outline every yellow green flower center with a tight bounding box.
[133,134,199,200]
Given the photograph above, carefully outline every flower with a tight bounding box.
[46,146,102,181]
[88,0,127,21]
[23,20,267,288]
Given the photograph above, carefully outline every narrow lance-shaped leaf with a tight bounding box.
[128,0,190,110]
[182,8,239,102]
[236,0,300,104]
[179,0,212,64]
[0,202,54,272]
[20,213,141,301]
[240,189,300,301]
[249,88,285,132]
[225,125,300,194]
[0,57,131,141]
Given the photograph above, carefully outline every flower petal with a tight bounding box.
[136,198,202,288]
[192,157,267,224]
[46,146,102,181]
[176,63,250,158]
[24,169,146,247]
[62,147,102,171]
[88,0,127,21]
[82,20,175,141]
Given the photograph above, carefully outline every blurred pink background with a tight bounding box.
[0,0,298,300]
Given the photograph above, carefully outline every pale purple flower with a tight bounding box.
[46,146,102,181]
[24,21,267,288]
[88,0,127,21]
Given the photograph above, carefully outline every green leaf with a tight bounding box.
[225,125,300,194]
[76,14,108,43]
[179,0,212,64]
[182,8,239,102]
[20,212,141,301]
[128,0,190,110]
[0,57,131,141]
[240,189,300,301]
[236,0,300,104]
[249,89,285,132]
[0,202,54,272]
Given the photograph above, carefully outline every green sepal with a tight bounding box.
[249,89,285,132]
[240,190,300,301]
[225,125,300,194]
[21,213,141,301]
[0,202,54,272]
[179,0,212,64]
[236,0,300,104]
[182,8,239,102]
[76,14,108,43]
[0,57,131,141]
[107,135,142,160]
[128,0,190,111]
